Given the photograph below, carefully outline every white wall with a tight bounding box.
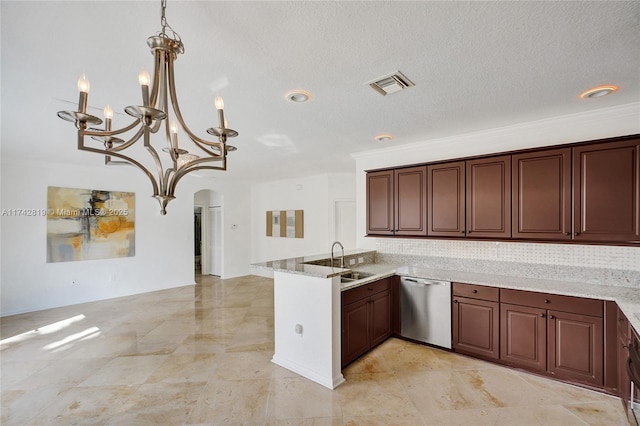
[250,173,355,263]
[0,158,252,316]
[353,103,640,261]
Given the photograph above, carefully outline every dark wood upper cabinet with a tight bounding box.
[366,134,640,245]
[428,161,465,237]
[573,139,640,242]
[512,148,572,240]
[466,155,511,238]
[366,170,394,235]
[394,166,427,236]
[366,167,427,236]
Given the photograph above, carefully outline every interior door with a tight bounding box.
[208,206,222,276]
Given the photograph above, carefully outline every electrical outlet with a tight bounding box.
[358,257,364,264]
[349,259,356,265]
[110,274,116,282]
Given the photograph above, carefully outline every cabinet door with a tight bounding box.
[573,139,640,242]
[466,156,512,238]
[618,308,631,410]
[500,303,547,372]
[370,289,392,348]
[452,296,499,360]
[366,170,394,235]
[512,148,571,240]
[428,161,465,237]
[342,299,371,367]
[548,310,603,386]
[394,166,427,236]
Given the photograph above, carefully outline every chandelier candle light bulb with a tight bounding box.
[170,122,179,149]
[215,96,225,128]
[139,70,151,107]
[77,74,90,113]
[103,105,113,130]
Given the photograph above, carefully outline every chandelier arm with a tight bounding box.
[84,119,141,137]
[166,58,219,147]
[77,131,160,196]
[143,127,167,196]
[167,161,227,198]
[159,69,179,167]
[85,126,145,153]
[163,167,176,190]
[190,138,225,157]
[149,51,163,109]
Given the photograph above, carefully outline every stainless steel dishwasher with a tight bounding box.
[400,276,451,349]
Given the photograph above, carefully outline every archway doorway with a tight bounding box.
[194,189,223,277]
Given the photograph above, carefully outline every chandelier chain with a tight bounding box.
[159,0,181,45]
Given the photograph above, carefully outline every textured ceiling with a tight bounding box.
[2,1,639,184]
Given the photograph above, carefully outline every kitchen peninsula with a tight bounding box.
[253,249,640,395]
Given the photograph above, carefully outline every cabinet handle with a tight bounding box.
[623,344,629,349]
[544,299,550,304]
[540,313,545,318]
[565,232,571,236]
[461,230,465,234]
[549,315,555,319]
[472,289,478,293]
[453,299,458,303]
[575,232,580,236]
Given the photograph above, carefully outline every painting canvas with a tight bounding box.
[47,186,135,263]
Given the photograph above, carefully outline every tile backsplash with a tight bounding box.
[375,239,640,271]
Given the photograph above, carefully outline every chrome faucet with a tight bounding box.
[331,241,345,268]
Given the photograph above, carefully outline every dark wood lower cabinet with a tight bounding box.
[453,296,499,360]
[341,298,371,367]
[341,278,393,367]
[453,285,609,389]
[500,303,547,372]
[548,310,603,385]
[370,290,393,348]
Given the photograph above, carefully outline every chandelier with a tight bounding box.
[57,0,238,215]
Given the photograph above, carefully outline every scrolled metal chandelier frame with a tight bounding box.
[57,0,238,215]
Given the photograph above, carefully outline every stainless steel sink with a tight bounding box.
[340,271,375,283]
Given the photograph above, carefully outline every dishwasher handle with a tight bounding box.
[402,277,447,286]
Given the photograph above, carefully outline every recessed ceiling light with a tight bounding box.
[286,90,311,103]
[579,85,618,99]
[374,134,394,141]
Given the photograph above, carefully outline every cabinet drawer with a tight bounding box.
[453,282,499,301]
[500,288,603,317]
[342,278,391,305]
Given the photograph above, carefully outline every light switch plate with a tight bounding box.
[358,257,364,264]
[349,259,356,265]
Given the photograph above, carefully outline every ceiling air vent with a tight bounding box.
[368,71,414,96]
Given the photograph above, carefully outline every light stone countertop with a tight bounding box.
[252,252,640,335]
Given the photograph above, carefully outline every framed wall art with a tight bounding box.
[266,210,303,238]
[47,186,135,262]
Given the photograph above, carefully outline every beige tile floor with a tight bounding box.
[0,274,629,425]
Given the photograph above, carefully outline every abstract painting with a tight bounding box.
[47,186,135,262]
